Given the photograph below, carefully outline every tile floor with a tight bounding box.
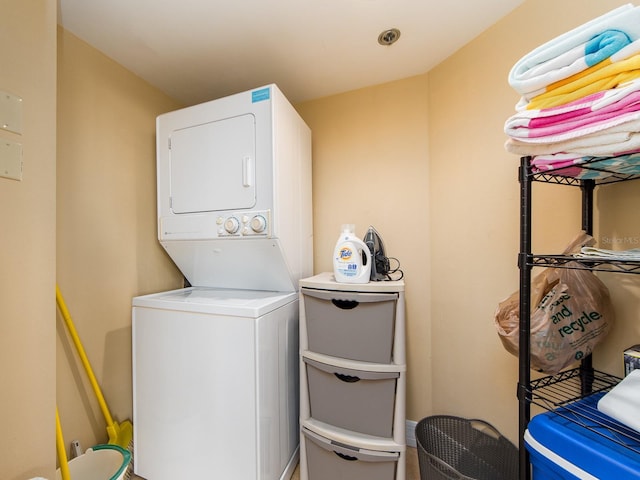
[131,445,421,479]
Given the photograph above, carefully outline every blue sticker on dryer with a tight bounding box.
[252,88,271,103]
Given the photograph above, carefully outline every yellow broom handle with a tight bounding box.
[56,285,115,428]
[56,407,71,480]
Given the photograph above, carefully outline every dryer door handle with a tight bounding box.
[242,156,254,187]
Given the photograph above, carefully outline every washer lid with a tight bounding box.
[132,287,297,317]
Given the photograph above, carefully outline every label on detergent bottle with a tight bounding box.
[336,244,358,277]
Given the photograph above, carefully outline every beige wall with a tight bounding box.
[299,0,640,443]
[0,1,57,479]
[429,0,638,440]
[296,77,433,418]
[56,28,183,452]
[5,1,640,475]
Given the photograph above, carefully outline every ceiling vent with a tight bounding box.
[378,28,401,46]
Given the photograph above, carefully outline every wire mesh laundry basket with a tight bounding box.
[415,415,518,480]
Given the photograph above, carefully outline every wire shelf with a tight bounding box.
[518,155,640,480]
[527,255,640,274]
[530,171,640,185]
[525,157,640,186]
[528,368,640,455]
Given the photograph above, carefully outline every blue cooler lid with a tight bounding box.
[526,392,640,479]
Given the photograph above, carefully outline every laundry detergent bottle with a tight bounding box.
[333,224,372,283]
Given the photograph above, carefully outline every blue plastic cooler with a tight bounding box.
[525,393,640,479]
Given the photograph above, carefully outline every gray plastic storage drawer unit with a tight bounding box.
[303,427,400,480]
[304,355,399,437]
[302,288,398,363]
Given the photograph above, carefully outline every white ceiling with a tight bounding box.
[57,0,524,106]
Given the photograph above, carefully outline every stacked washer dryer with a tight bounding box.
[132,84,312,480]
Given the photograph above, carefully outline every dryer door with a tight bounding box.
[169,113,256,214]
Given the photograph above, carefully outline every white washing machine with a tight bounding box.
[133,84,312,480]
[133,287,299,479]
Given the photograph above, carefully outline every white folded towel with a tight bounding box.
[576,246,640,260]
[597,369,640,432]
[509,4,640,98]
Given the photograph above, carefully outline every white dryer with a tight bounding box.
[155,83,312,292]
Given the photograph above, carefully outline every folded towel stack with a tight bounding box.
[504,4,640,179]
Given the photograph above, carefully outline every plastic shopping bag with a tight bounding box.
[494,232,615,375]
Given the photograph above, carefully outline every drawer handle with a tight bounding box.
[335,373,361,383]
[334,451,358,461]
[331,299,359,310]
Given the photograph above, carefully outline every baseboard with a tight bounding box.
[406,419,417,448]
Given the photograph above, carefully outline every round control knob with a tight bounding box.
[224,216,240,234]
[250,215,267,233]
